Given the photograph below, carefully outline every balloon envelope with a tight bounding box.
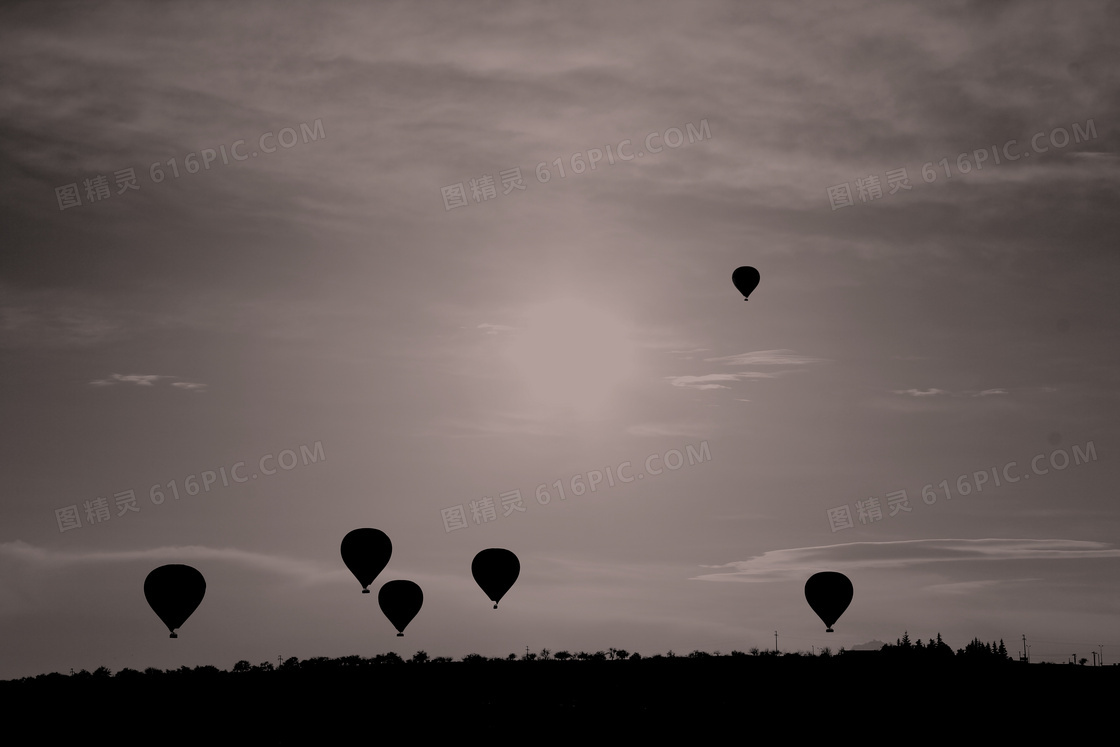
[472,548,520,609]
[144,565,206,638]
[732,266,761,300]
[804,571,853,632]
[341,528,392,593]
[378,580,423,636]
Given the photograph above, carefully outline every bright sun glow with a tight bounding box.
[505,298,637,418]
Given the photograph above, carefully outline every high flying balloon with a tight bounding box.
[341,528,392,593]
[378,580,423,636]
[472,548,520,609]
[732,266,761,300]
[144,565,206,638]
[804,571,853,632]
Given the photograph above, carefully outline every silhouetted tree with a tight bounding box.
[554,651,572,661]
[409,651,429,664]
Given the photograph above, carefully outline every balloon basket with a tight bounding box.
[362,589,370,594]
[170,632,178,639]
[396,632,404,637]
[826,628,833,633]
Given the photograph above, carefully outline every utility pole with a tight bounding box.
[1092,652,1097,667]
[1100,645,1104,666]
[526,646,530,659]
[774,631,778,653]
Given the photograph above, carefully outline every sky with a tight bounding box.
[1,0,1118,679]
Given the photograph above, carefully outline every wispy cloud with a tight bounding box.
[171,381,207,392]
[665,373,778,390]
[89,373,206,391]
[1,302,127,349]
[477,323,515,335]
[693,539,1120,583]
[90,374,169,387]
[0,541,342,586]
[890,387,1010,398]
[704,349,828,366]
[667,349,827,391]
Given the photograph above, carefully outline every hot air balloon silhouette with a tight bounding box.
[472,548,520,609]
[378,580,423,636]
[341,528,392,593]
[144,565,206,638]
[804,571,853,632]
[732,266,761,301]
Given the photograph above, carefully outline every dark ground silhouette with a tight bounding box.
[4,637,1113,739]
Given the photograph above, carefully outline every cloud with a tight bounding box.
[693,539,1120,583]
[89,373,206,390]
[924,579,1034,595]
[0,540,343,586]
[171,381,207,391]
[0,299,127,349]
[477,323,515,335]
[665,373,778,390]
[703,349,828,366]
[90,373,168,387]
[973,388,1008,397]
[667,350,826,391]
[892,388,949,397]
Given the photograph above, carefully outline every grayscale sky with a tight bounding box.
[2,0,1118,679]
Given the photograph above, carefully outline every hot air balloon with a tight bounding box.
[732,266,761,301]
[472,548,520,609]
[804,571,853,632]
[341,528,392,594]
[378,580,423,636]
[144,564,206,638]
